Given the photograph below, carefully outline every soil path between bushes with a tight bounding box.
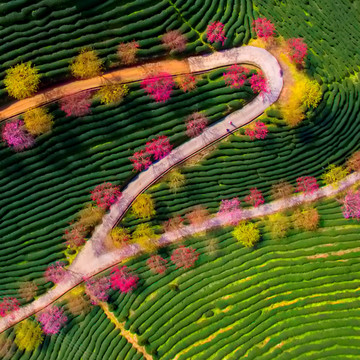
[0,46,286,332]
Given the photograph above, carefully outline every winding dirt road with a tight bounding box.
[0,46,284,333]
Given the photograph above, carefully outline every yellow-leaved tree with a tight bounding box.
[97,83,129,104]
[167,169,186,193]
[109,227,131,248]
[4,62,40,99]
[232,221,260,247]
[266,213,290,239]
[70,48,102,79]
[23,107,53,136]
[14,319,43,351]
[132,223,159,252]
[321,164,349,187]
[132,194,155,219]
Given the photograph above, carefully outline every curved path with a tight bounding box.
[0,46,283,332]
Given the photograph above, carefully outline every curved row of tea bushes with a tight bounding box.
[0,71,253,299]
[0,0,253,101]
[141,79,360,226]
[112,199,360,359]
[253,0,360,84]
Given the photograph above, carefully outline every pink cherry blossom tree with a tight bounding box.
[147,255,168,274]
[206,21,227,45]
[38,306,67,335]
[296,176,319,195]
[341,190,360,220]
[223,65,249,88]
[59,90,92,117]
[252,17,276,41]
[2,119,34,151]
[145,135,172,160]
[45,261,68,284]
[129,149,152,172]
[171,246,199,269]
[244,188,265,207]
[141,72,175,103]
[217,197,242,225]
[288,38,308,64]
[249,72,269,95]
[85,276,111,305]
[0,298,20,317]
[110,266,138,293]
[245,122,268,140]
[185,112,208,138]
[91,183,122,209]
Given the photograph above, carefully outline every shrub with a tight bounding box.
[60,91,92,117]
[288,38,308,64]
[97,83,129,104]
[252,17,275,41]
[217,197,242,225]
[244,188,265,207]
[141,72,175,102]
[77,204,105,228]
[91,183,121,210]
[206,21,227,45]
[70,48,102,79]
[185,112,208,138]
[232,222,260,247]
[0,297,20,317]
[110,266,138,293]
[346,151,360,172]
[14,319,43,351]
[4,62,40,99]
[132,194,155,219]
[147,255,168,274]
[23,107,53,136]
[66,295,91,316]
[38,306,67,335]
[2,119,34,151]
[0,334,13,359]
[19,281,38,302]
[341,190,360,220]
[162,30,187,51]
[223,64,249,88]
[85,277,111,305]
[186,205,209,226]
[117,41,139,65]
[176,74,197,92]
[292,207,319,231]
[163,215,185,233]
[171,246,199,269]
[45,261,68,284]
[266,213,290,239]
[321,164,349,187]
[167,169,186,192]
[296,176,319,195]
[132,223,158,252]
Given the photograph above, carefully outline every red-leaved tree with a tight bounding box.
[245,122,268,140]
[244,188,265,207]
[110,266,138,293]
[217,197,242,225]
[296,176,319,195]
[252,17,276,41]
[288,38,308,64]
[85,276,111,305]
[171,246,199,269]
[341,190,360,220]
[223,65,249,88]
[250,72,269,95]
[63,222,87,249]
[60,91,92,117]
[206,21,227,45]
[185,112,208,138]
[38,306,67,335]
[162,30,187,52]
[129,149,152,172]
[91,183,122,209]
[45,261,68,284]
[2,119,34,151]
[141,72,175,103]
[145,135,172,160]
[0,298,20,317]
[147,255,168,274]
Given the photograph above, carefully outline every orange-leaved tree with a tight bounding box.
[4,62,40,99]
